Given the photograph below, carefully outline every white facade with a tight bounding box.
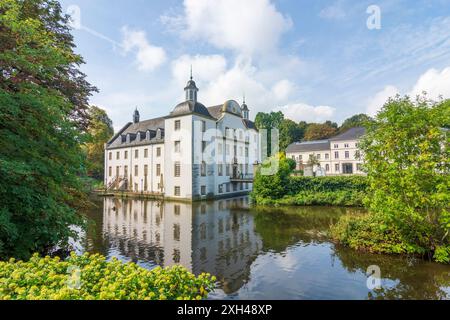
[286,127,365,176]
[104,77,260,200]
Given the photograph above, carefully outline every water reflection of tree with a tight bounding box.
[333,246,450,300]
[252,206,364,252]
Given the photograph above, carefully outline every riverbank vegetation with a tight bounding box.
[0,253,215,300]
[252,153,367,207]
[331,96,449,263]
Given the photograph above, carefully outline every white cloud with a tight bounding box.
[410,67,450,100]
[319,2,346,20]
[272,80,295,101]
[171,54,227,87]
[162,0,292,55]
[366,85,400,116]
[121,26,167,72]
[275,103,336,123]
[367,66,450,116]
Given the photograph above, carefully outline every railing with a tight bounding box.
[230,173,254,181]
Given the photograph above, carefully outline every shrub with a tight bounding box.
[330,214,427,255]
[0,253,216,300]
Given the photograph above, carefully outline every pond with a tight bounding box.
[79,196,450,300]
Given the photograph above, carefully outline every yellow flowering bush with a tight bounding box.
[0,253,216,300]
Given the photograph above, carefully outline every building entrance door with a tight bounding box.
[342,163,353,174]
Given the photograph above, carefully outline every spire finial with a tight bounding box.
[190,65,193,80]
[243,93,246,104]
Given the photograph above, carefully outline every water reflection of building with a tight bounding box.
[101,197,262,293]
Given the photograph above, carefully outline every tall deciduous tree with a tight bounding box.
[0,0,96,259]
[339,114,372,132]
[304,123,337,141]
[84,106,113,180]
[279,119,304,151]
[361,96,450,262]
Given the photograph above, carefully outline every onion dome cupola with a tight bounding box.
[241,95,249,120]
[184,66,199,102]
[133,107,140,123]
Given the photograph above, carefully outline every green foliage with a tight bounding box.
[0,0,96,259]
[0,253,216,300]
[83,106,114,180]
[252,153,292,201]
[331,214,426,255]
[339,114,373,133]
[252,160,368,207]
[303,123,337,141]
[332,96,450,263]
[279,119,304,150]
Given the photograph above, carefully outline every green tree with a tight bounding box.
[84,106,113,180]
[252,153,292,201]
[279,119,304,151]
[255,111,284,157]
[304,122,337,141]
[0,0,96,259]
[332,96,450,263]
[339,114,372,132]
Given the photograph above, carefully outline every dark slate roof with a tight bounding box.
[243,119,256,130]
[106,117,165,149]
[330,127,366,141]
[169,100,213,118]
[286,140,330,153]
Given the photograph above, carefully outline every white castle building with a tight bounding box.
[104,75,260,200]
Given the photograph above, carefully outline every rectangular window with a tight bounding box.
[344,143,349,148]
[116,166,119,177]
[345,151,350,159]
[201,120,206,133]
[245,164,249,174]
[326,164,330,172]
[218,184,223,193]
[335,164,340,172]
[226,165,230,176]
[334,151,339,159]
[334,144,339,148]
[226,183,230,192]
[144,148,148,158]
[245,147,249,157]
[174,205,180,215]
[108,166,112,177]
[174,162,180,177]
[135,149,139,159]
[174,186,180,196]
[240,182,243,191]
[124,166,128,178]
[174,120,181,130]
[109,152,112,160]
[144,165,148,176]
[201,186,206,195]
[116,151,120,160]
[317,154,321,160]
[174,141,180,153]
[156,147,161,157]
[325,153,329,160]
[218,164,223,176]
[201,162,206,176]
[218,143,223,155]
[202,141,207,152]
[134,165,138,176]
[124,151,128,159]
[156,164,161,176]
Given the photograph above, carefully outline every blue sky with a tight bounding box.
[59,0,450,129]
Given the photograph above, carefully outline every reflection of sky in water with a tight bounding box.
[81,197,450,300]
